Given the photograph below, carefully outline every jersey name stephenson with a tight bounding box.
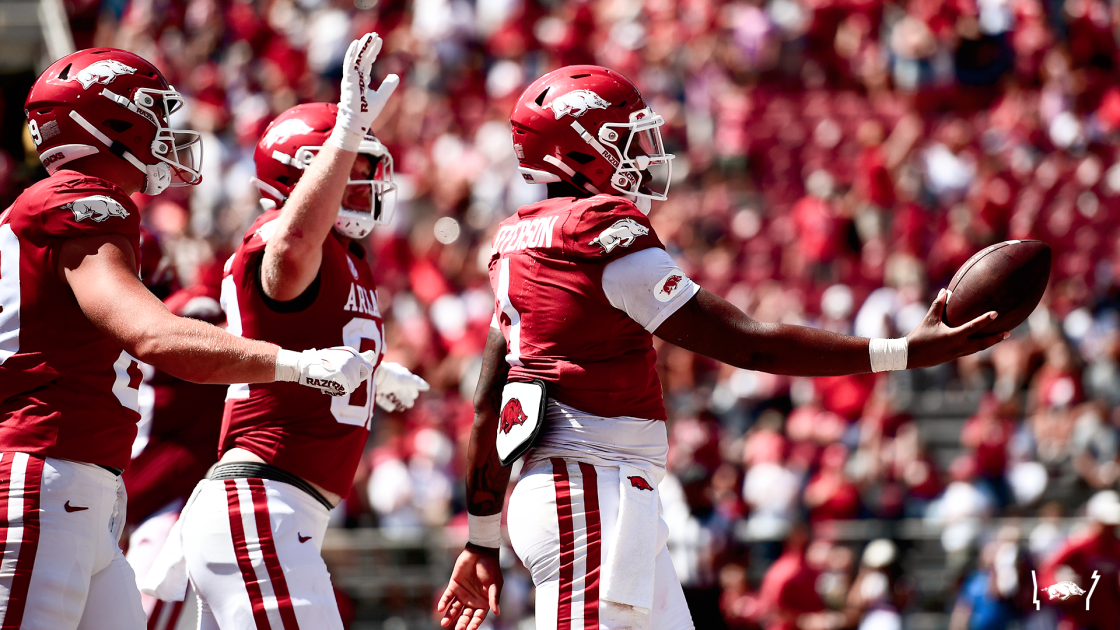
[490,195,687,421]
[0,170,143,468]
[221,211,385,497]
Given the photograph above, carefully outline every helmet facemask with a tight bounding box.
[132,87,203,187]
[83,84,203,194]
[597,108,673,202]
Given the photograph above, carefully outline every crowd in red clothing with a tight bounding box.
[3,0,1120,627]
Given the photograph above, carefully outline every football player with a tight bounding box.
[437,66,1007,630]
[0,48,376,629]
[148,33,428,630]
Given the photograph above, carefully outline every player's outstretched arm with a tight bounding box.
[438,329,510,630]
[61,234,374,391]
[655,287,1005,376]
[260,32,399,301]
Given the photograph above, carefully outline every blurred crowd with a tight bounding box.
[7,0,1120,627]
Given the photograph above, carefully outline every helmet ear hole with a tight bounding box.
[566,151,595,165]
[104,119,133,133]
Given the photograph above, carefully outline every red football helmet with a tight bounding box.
[253,102,396,239]
[510,65,672,210]
[24,48,202,195]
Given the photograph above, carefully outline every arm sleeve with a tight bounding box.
[601,247,700,332]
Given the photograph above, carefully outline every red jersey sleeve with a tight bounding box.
[562,196,663,260]
[25,172,140,243]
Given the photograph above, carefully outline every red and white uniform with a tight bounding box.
[491,195,700,629]
[0,170,146,629]
[178,210,384,630]
[219,210,384,497]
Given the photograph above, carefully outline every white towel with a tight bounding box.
[601,463,660,614]
[140,480,205,601]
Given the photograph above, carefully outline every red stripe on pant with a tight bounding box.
[578,463,601,630]
[247,479,300,630]
[0,454,44,630]
[225,479,274,630]
[552,459,575,630]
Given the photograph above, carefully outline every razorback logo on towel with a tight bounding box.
[544,89,610,119]
[65,196,130,223]
[500,398,529,434]
[1042,581,1086,601]
[628,476,654,491]
[71,60,137,90]
[589,218,648,254]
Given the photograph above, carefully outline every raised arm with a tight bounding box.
[438,328,511,630]
[62,233,372,391]
[260,32,399,301]
[655,287,1004,375]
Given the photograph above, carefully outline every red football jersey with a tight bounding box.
[0,170,143,468]
[489,195,667,420]
[220,211,384,497]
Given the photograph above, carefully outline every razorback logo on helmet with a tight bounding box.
[262,118,316,149]
[64,196,130,223]
[628,475,654,491]
[544,89,610,120]
[500,398,529,434]
[589,217,649,254]
[654,270,686,302]
[70,60,137,90]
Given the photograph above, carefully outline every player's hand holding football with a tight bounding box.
[275,346,377,396]
[438,547,503,630]
[374,362,430,412]
[329,32,400,152]
[904,289,1008,369]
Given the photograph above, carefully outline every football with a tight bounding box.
[943,240,1052,336]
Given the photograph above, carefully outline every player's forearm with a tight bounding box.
[656,289,874,376]
[274,143,354,248]
[466,329,512,516]
[261,143,355,299]
[128,314,279,384]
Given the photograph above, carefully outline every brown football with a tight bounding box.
[943,240,1051,337]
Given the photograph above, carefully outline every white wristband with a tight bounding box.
[467,513,502,549]
[869,338,908,372]
[275,348,301,382]
[327,122,365,152]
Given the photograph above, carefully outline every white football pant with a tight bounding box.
[0,453,145,629]
[507,458,694,630]
[180,477,343,630]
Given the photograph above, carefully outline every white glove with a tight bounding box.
[329,32,400,152]
[275,347,377,396]
[374,361,430,412]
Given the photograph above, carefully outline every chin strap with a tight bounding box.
[69,110,170,195]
